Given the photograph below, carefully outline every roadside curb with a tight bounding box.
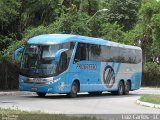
[136,100,160,109]
[0,91,35,96]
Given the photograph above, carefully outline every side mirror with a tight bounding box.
[55,49,68,63]
[55,49,68,74]
[14,47,24,61]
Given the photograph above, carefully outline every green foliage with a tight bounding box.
[20,0,63,27]
[23,13,90,40]
[0,0,21,25]
[101,22,125,43]
[136,0,160,62]
[50,13,90,35]
[5,12,91,57]
[0,108,96,120]
[140,94,160,104]
[0,0,21,34]
[23,26,48,40]
[105,0,141,31]
[87,0,100,15]
[123,24,143,45]
[0,35,14,51]
[0,51,10,61]
[4,40,25,61]
[151,14,160,56]
[142,62,160,87]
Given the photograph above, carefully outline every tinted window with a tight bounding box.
[127,49,136,63]
[100,46,111,62]
[119,48,127,63]
[109,47,120,62]
[108,47,141,64]
[89,44,102,61]
[74,43,88,62]
[74,43,141,64]
[135,50,142,63]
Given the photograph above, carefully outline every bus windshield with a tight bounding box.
[20,43,74,78]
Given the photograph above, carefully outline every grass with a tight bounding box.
[0,108,96,120]
[139,94,160,104]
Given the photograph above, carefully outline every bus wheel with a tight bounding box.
[124,81,130,95]
[118,81,125,95]
[69,81,79,98]
[111,81,124,95]
[36,92,46,97]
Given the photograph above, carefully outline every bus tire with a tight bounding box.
[36,92,46,97]
[69,81,79,98]
[124,81,130,95]
[117,81,125,95]
[111,81,124,95]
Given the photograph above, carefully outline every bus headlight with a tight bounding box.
[47,78,61,84]
[19,77,25,83]
[48,80,54,84]
[53,78,61,82]
[19,79,24,83]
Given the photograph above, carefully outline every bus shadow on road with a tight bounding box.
[75,93,140,100]
[23,92,141,100]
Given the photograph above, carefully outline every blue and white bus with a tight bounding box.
[14,34,142,97]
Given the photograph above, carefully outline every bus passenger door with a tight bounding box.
[72,43,93,91]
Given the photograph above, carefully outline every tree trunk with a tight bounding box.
[79,0,83,12]
[88,0,92,15]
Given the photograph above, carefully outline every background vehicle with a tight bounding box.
[14,34,142,97]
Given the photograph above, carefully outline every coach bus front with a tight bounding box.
[15,42,75,96]
[20,45,58,79]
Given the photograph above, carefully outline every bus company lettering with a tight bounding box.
[76,63,97,70]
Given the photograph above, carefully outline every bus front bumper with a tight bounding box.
[19,75,71,93]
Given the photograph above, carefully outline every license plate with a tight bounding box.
[31,87,37,91]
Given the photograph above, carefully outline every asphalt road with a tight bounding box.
[0,88,160,114]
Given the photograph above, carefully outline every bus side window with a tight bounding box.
[135,50,142,63]
[89,44,101,61]
[74,43,88,62]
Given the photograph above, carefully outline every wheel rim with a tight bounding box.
[119,82,124,95]
[126,83,129,91]
[125,82,130,93]
[72,83,78,94]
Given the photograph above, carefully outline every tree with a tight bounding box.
[0,0,21,35]
[0,35,14,51]
[23,12,90,40]
[19,0,64,28]
[87,0,100,15]
[105,0,141,31]
[151,14,160,63]
[101,22,125,43]
[138,0,159,62]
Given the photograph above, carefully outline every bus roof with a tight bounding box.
[27,34,141,50]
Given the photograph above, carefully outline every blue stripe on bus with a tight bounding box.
[112,63,115,68]
[115,63,121,77]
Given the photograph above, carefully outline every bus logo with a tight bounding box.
[76,63,96,70]
[103,65,115,88]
